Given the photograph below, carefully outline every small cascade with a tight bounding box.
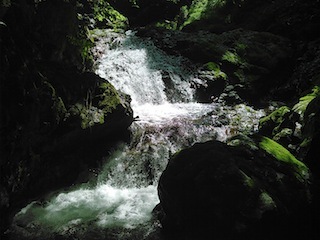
[10,30,265,240]
[95,30,196,107]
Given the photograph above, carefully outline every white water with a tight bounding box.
[11,30,265,240]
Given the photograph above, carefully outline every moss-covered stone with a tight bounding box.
[138,28,294,106]
[259,106,292,135]
[95,81,121,113]
[92,1,128,30]
[273,128,293,142]
[259,136,310,184]
[158,137,311,238]
[67,80,124,129]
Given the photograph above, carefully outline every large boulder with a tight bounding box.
[157,135,311,239]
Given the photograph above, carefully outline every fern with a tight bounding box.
[293,86,320,115]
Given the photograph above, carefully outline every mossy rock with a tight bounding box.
[158,135,311,238]
[259,106,294,136]
[68,80,125,129]
[138,28,294,106]
[258,136,309,181]
[195,62,227,102]
[94,81,121,114]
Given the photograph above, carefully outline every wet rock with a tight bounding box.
[138,28,294,106]
[1,27,133,237]
[158,135,311,239]
[194,62,227,102]
[259,106,293,135]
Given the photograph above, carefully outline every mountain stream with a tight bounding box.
[10,30,265,240]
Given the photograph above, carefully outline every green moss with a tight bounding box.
[259,136,307,172]
[259,192,276,210]
[96,82,121,114]
[259,106,291,131]
[179,0,227,29]
[240,170,255,189]
[181,0,208,28]
[273,128,293,142]
[227,134,259,151]
[69,103,105,129]
[68,33,94,67]
[67,81,121,129]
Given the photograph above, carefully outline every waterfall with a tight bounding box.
[11,30,265,240]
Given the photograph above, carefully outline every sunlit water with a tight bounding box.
[11,30,265,240]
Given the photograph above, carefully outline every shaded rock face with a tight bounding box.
[138,28,294,105]
[158,137,311,239]
[108,0,188,27]
[0,1,134,236]
[301,94,320,174]
[0,63,133,235]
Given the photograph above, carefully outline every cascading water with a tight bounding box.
[10,30,265,240]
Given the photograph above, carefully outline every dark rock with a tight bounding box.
[0,2,134,237]
[300,94,320,173]
[108,0,188,27]
[0,63,134,239]
[194,63,227,102]
[258,106,301,150]
[138,28,294,106]
[158,136,311,239]
[181,0,320,41]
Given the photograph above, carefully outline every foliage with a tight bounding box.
[259,106,291,132]
[69,103,105,129]
[92,0,128,30]
[154,0,228,30]
[204,62,227,80]
[179,0,227,29]
[222,50,243,65]
[293,85,320,116]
